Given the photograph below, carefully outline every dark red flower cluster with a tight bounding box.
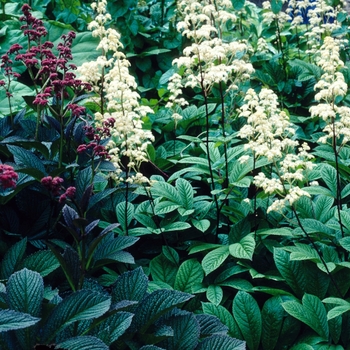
[41,176,76,203]
[77,118,116,159]
[14,4,92,110]
[0,164,18,190]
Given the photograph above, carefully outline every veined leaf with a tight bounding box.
[56,336,109,350]
[195,314,228,336]
[7,268,44,317]
[162,246,179,265]
[159,312,200,350]
[134,289,193,333]
[274,248,306,297]
[176,178,194,210]
[192,219,210,232]
[154,201,181,215]
[229,234,255,260]
[202,302,241,338]
[43,290,111,342]
[326,304,350,320]
[233,291,262,350]
[314,196,334,222]
[7,145,46,177]
[202,246,229,275]
[0,238,27,280]
[174,259,204,293]
[206,285,223,306]
[21,250,60,277]
[151,181,182,204]
[161,221,191,232]
[282,293,329,339]
[0,309,40,332]
[150,254,177,286]
[112,267,148,303]
[320,164,337,197]
[261,296,285,350]
[196,335,245,350]
[116,202,134,232]
[231,0,245,10]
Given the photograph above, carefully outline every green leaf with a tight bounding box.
[233,291,262,350]
[154,201,181,215]
[21,250,60,277]
[326,304,350,320]
[202,246,229,275]
[0,309,40,332]
[7,268,44,317]
[93,234,138,264]
[159,312,200,350]
[229,234,255,260]
[151,181,182,204]
[282,294,329,339]
[134,289,193,333]
[231,0,245,10]
[43,290,111,342]
[271,0,283,13]
[116,202,134,232]
[206,285,223,306]
[176,178,194,210]
[192,219,211,232]
[196,335,245,350]
[0,238,27,280]
[320,164,337,197]
[195,314,229,336]
[7,145,46,177]
[202,302,241,338]
[339,236,350,252]
[274,248,306,297]
[150,254,177,286]
[112,267,148,303]
[87,188,116,211]
[314,196,334,222]
[94,311,133,344]
[261,296,285,350]
[174,259,204,293]
[57,336,109,350]
[162,246,179,265]
[161,221,191,232]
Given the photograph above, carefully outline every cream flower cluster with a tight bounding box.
[78,0,154,184]
[303,0,347,53]
[166,0,254,119]
[262,0,291,28]
[239,88,314,212]
[309,36,350,145]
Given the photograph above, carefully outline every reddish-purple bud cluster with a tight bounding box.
[0,164,19,190]
[41,176,76,203]
[41,176,64,196]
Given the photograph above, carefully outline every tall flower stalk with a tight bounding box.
[166,0,254,239]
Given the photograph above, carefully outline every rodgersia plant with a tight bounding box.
[77,0,154,186]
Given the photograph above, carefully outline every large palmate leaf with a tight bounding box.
[282,294,329,339]
[7,268,44,317]
[112,267,148,303]
[133,289,193,333]
[232,291,261,350]
[159,312,200,350]
[43,289,111,342]
[195,314,229,336]
[56,336,109,350]
[0,309,40,332]
[93,311,134,345]
[174,259,204,293]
